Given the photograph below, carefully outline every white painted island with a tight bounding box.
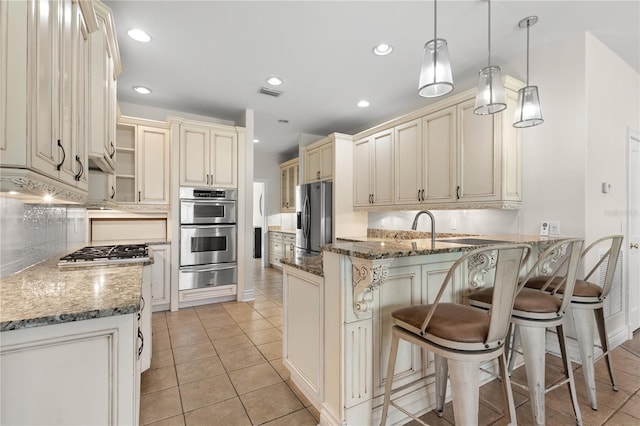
[282,233,565,426]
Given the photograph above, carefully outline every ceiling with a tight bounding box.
[105,1,640,156]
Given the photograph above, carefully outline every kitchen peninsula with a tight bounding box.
[281,233,566,426]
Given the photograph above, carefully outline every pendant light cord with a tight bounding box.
[434,0,437,42]
[487,0,491,67]
[432,0,438,84]
[525,21,530,86]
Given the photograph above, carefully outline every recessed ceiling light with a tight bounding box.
[133,86,151,95]
[357,100,370,108]
[128,29,151,43]
[253,139,260,143]
[266,76,283,86]
[373,43,393,56]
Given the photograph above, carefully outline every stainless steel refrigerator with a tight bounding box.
[296,181,332,254]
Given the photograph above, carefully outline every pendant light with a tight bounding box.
[418,0,453,98]
[513,16,544,128]
[474,0,506,115]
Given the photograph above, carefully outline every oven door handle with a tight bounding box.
[180,224,236,230]
[180,264,237,273]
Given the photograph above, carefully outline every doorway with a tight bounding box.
[253,180,269,268]
[628,128,640,332]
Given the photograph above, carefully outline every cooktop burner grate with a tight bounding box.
[59,244,149,265]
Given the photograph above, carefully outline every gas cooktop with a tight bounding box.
[58,244,149,267]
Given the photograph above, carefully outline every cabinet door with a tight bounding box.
[457,99,499,201]
[319,142,333,181]
[353,138,372,207]
[305,147,320,183]
[423,106,457,203]
[150,244,171,310]
[394,119,422,205]
[71,1,89,191]
[137,126,169,204]
[210,129,237,187]
[30,0,62,180]
[57,0,76,186]
[371,129,394,205]
[280,166,289,210]
[179,124,209,187]
[287,163,298,210]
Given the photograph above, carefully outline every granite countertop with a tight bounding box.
[281,254,324,276]
[0,249,152,332]
[268,227,296,235]
[323,234,568,260]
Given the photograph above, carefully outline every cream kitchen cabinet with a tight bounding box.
[178,123,238,188]
[354,77,523,211]
[0,0,96,202]
[303,139,333,183]
[87,2,120,173]
[353,128,394,207]
[394,108,457,206]
[269,232,284,269]
[115,116,170,207]
[150,243,171,312]
[280,158,299,212]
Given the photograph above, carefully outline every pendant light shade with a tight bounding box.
[474,0,506,115]
[418,0,453,98]
[513,16,543,128]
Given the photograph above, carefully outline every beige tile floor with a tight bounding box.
[141,260,640,425]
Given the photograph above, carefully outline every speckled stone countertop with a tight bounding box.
[268,227,296,235]
[281,254,324,276]
[324,234,568,260]
[0,251,151,332]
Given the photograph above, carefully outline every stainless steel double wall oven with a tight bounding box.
[179,187,237,290]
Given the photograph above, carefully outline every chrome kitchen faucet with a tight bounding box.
[411,210,436,245]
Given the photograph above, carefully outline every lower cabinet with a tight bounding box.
[283,265,324,407]
[150,243,171,312]
[269,232,295,269]
[0,313,141,425]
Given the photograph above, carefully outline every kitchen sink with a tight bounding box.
[436,237,511,245]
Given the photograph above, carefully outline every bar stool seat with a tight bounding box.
[468,238,585,426]
[379,244,530,426]
[523,235,624,410]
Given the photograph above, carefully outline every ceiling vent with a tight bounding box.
[258,86,283,97]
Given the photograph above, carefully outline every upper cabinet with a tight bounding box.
[0,0,104,202]
[280,158,298,213]
[353,78,523,211]
[172,119,243,189]
[353,128,394,207]
[303,139,333,183]
[113,116,171,208]
[87,1,121,173]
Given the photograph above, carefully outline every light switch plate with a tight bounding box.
[549,221,561,235]
[539,221,550,236]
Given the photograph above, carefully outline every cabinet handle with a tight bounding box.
[111,186,115,199]
[631,243,639,249]
[56,140,65,171]
[421,189,425,201]
[74,155,84,181]
[317,171,320,180]
[417,190,421,201]
[109,141,115,159]
[138,191,141,202]
[456,185,460,200]
[137,327,144,359]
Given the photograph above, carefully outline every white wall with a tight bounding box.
[585,32,640,244]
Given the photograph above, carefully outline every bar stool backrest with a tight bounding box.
[419,243,531,349]
[519,238,585,315]
[580,235,624,299]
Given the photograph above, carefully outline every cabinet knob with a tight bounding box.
[631,243,639,249]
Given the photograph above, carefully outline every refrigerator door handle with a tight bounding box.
[303,195,311,240]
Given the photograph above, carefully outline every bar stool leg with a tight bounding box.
[380,331,400,426]
[507,325,520,374]
[556,324,583,425]
[519,325,546,426]
[498,352,517,425]
[594,307,618,391]
[434,354,448,417]
[448,359,480,426]
[572,307,598,410]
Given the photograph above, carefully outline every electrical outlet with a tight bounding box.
[539,221,549,236]
[549,221,561,236]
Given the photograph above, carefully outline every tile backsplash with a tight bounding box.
[0,197,86,278]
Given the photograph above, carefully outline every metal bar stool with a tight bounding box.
[524,235,624,410]
[379,244,531,426]
[468,238,585,426]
